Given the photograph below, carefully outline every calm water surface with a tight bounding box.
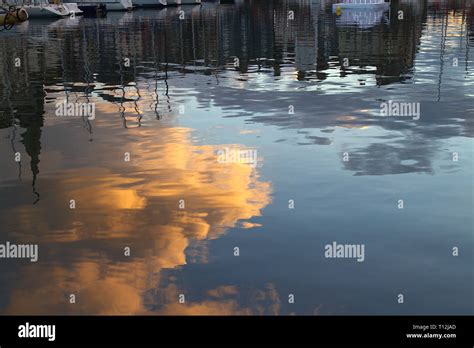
[0,0,473,315]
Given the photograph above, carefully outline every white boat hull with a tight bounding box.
[23,5,70,18]
[70,0,132,10]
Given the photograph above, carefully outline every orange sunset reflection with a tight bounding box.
[2,125,273,315]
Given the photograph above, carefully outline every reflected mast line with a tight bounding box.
[132,35,142,128]
[164,26,171,113]
[462,4,469,78]
[82,26,93,139]
[151,20,160,120]
[115,26,128,129]
[118,59,128,129]
[438,8,448,102]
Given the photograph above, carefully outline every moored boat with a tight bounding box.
[67,0,133,11]
[20,0,70,18]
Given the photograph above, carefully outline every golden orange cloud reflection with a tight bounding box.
[2,126,273,315]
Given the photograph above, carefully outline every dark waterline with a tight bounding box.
[0,0,473,315]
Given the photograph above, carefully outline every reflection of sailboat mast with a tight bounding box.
[60,38,69,105]
[151,20,160,120]
[133,81,142,127]
[180,11,184,72]
[164,27,171,112]
[272,8,280,77]
[132,35,142,127]
[118,59,128,129]
[438,8,448,102]
[462,3,469,78]
[214,4,220,84]
[164,63,170,112]
[200,4,207,65]
[192,8,196,67]
[82,26,93,138]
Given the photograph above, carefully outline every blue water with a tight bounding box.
[0,0,472,315]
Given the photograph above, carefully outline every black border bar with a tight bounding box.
[0,316,472,345]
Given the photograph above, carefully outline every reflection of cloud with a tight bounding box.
[153,283,280,315]
[1,126,272,315]
[196,86,472,176]
[342,141,436,176]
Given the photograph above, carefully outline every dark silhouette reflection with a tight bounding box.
[333,1,426,85]
[0,37,45,203]
[0,1,451,91]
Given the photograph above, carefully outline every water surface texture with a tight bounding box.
[0,0,473,315]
